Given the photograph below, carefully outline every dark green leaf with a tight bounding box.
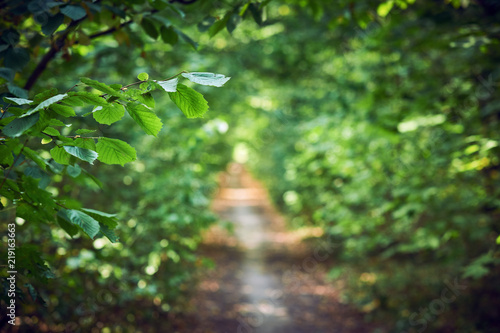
[160,26,178,45]
[63,146,98,164]
[4,47,30,71]
[67,164,82,178]
[7,83,29,98]
[98,223,120,243]
[23,147,47,171]
[175,29,197,50]
[141,18,159,40]
[82,208,118,228]
[197,16,216,32]
[42,13,65,35]
[63,209,100,239]
[60,5,87,20]
[209,12,231,37]
[2,113,39,137]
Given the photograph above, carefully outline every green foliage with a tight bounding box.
[0,0,247,328]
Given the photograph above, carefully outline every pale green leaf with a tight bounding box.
[23,94,67,117]
[4,97,33,105]
[155,78,178,92]
[63,146,98,164]
[181,72,231,87]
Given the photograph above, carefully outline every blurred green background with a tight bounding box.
[1,0,500,332]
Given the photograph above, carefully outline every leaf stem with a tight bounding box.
[120,71,188,90]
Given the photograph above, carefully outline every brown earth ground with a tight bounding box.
[175,163,387,333]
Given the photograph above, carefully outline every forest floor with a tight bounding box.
[175,164,386,333]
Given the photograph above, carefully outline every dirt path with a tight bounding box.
[179,164,383,333]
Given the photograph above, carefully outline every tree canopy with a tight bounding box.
[1,0,500,332]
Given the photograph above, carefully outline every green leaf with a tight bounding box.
[81,208,118,228]
[4,48,30,71]
[208,12,231,37]
[80,78,120,96]
[4,97,33,105]
[0,145,14,166]
[126,103,163,136]
[57,213,80,237]
[377,1,394,17]
[63,146,98,164]
[2,113,39,137]
[50,104,76,117]
[197,16,216,32]
[137,72,149,81]
[67,164,82,178]
[70,91,108,106]
[61,96,84,107]
[141,18,158,39]
[75,129,96,135]
[96,137,137,166]
[154,78,178,92]
[497,235,500,245]
[50,146,71,165]
[181,72,231,87]
[248,3,263,26]
[63,209,100,239]
[73,138,96,151]
[82,168,103,188]
[160,26,178,45]
[175,29,197,50]
[43,127,61,136]
[168,84,209,118]
[93,103,125,125]
[22,147,47,170]
[33,88,57,104]
[60,5,87,20]
[99,224,120,243]
[7,83,29,99]
[137,92,155,109]
[42,13,65,35]
[47,119,68,127]
[23,94,67,117]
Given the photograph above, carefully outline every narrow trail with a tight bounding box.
[180,164,383,333]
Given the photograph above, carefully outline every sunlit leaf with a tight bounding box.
[181,72,231,87]
[92,103,125,125]
[169,84,209,118]
[126,103,163,136]
[96,137,137,166]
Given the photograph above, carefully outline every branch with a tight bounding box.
[24,17,86,91]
